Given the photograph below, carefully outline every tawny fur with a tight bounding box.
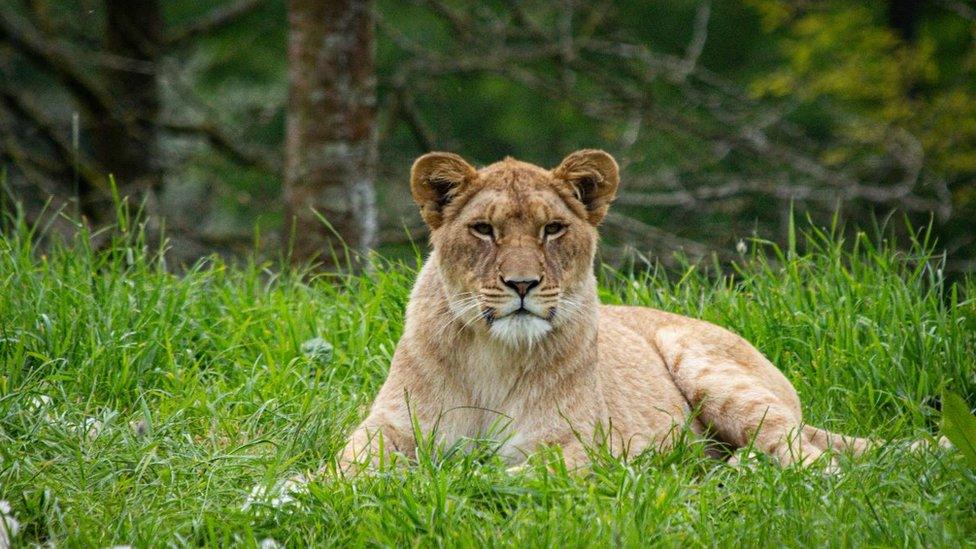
[338,150,878,473]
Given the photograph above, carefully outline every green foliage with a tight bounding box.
[1,212,974,545]
[749,0,976,200]
[942,391,976,472]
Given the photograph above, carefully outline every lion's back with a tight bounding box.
[598,303,801,414]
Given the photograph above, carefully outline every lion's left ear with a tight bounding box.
[552,149,619,225]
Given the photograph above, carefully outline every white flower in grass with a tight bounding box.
[259,538,283,549]
[27,394,55,425]
[0,500,21,549]
[74,417,103,439]
[736,239,747,255]
[27,395,107,440]
[29,395,52,409]
[301,337,334,367]
[130,418,148,437]
[242,475,309,512]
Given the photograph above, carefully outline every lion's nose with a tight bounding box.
[502,276,541,298]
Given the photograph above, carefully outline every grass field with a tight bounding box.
[1,215,975,547]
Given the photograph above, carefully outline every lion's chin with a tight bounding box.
[488,314,553,348]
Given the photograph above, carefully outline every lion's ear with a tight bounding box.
[410,152,478,229]
[552,149,619,225]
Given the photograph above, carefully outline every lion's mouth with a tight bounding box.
[504,305,545,320]
[488,305,554,323]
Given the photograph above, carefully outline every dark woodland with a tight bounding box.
[1,0,974,271]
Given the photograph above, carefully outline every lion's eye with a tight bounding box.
[544,222,566,236]
[470,223,494,237]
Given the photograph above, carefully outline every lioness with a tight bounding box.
[338,149,875,472]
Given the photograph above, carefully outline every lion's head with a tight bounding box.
[410,150,619,347]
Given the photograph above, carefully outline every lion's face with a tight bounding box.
[411,150,619,347]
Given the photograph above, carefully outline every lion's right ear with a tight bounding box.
[410,152,477,229]
[552,149,619,225]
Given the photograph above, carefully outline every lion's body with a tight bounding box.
[338,152,875,472]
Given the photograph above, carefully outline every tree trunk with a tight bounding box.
[85,0,162,225]
[284,0,378,266]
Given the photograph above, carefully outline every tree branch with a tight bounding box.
[935,0,976,21]
[160,120,277,172]
[678,1,711,80]
[166,0,267,46]
[0,81,106,192]
[0,107,66,196]
[394,89,436,151]
[604,211,718,260]
[414,0,472,41]
[0,6,118,118]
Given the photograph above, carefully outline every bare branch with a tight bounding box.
[0,107,66,196]
[376,14,429,57]
[604,212,718,260]
[414,0,472,40]
[157,60,279,172]
[166,0,267,46]
[0,6,118,118]
[935,0,976,21]
[395,89,436,151]
[679,1,711,80]
[498,0,549,41]
[160,120,277,172]
[0,81,106,192]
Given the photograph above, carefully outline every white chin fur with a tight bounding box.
[489,314,552,347]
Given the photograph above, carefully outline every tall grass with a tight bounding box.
[0,210,974,546]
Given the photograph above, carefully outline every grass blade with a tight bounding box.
[942,391,976,470]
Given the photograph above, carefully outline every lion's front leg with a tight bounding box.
[336,377,417,474]
[505,434,591,475]
[557,438,591,470]
[337,414,415,475]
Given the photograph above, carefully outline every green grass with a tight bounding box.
[1,214,975,547]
